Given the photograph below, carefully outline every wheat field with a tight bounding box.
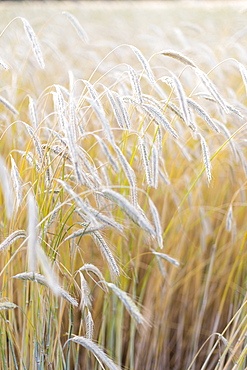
[0,2,246,370]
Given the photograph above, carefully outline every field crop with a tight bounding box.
[0,2,247,369]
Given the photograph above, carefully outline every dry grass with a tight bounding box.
[0,2,247,370]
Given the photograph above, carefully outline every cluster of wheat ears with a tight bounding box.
[0,5,246,370]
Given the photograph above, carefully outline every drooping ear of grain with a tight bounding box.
[195,69,229,113]
[187,98,220,133]
[171,72,190,128]
[28,96,38,129]
[106,282,146,325]
[161,49,197,68]
[113,144,138,206]
[27,192,38,273]
[10,155,23,209]
[139,137,152,187]
[0,57,9,70]
[62,11,89,43]
[197,133,212,183]
[0,157,14,219]
[20,17,45,69]
[0,95,18,115]
[12,272,78,306]
[130,45,155,86]
[86,309,94,339]
[64,336,121,370]
[128,65,143,104]
[79,272,91,310]
[142,103,179,139]
[0,230,26,253]
[101,188,155,236]
[92,231,120,280]
[152,251,180,267]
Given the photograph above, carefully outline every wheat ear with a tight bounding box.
[0,230,26,253]
[12,272,78,306]
[101,189,155,237]
[21,17,45,69]
[64,336,121,370]
[106,282,146,325]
